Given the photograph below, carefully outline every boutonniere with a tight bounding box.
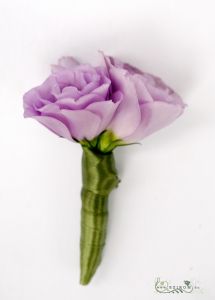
[23,52,185,285]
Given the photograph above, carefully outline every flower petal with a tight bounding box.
[86,100,120,133]
[23,89,51,117]
[51,56,79,73]
[58,56,79,68]
[61,109,101,141]
[101,52,143,75]
[35,76,60,101]
[56,86,80,100]
[132,74,154,103]
[33,115,73,140]
[124,101,184,142]
[82,81,100,95]
[91,83,110,99]
[107,67,141,138]
[56,93,103,110]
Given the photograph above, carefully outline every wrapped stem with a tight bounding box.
[80,146,119,285]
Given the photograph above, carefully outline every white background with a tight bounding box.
[0,0,215,299]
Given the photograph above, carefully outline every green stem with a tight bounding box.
[80,147,119,285]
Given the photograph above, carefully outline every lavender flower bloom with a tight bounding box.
[23,54,185,147]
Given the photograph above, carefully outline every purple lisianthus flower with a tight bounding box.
[23,53,185,147]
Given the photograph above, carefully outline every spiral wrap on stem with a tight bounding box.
[80,147,119,285]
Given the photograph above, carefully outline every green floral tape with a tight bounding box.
[80,146,119,285]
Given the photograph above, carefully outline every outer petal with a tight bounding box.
[122,63,143,75]
[131,74,154,103]
[23,89,49,117]
[61,109,101,141]
[100,52,143,75]
[86,100,120,133]
[102,52,185,107]
[124,101,184,142]
[35,103,75,138]
[34,76,60,101]
[107,67,141,138]
[145,76,184,106]
[33,115,73,140]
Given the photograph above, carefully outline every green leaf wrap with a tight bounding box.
[80,146,119,285]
